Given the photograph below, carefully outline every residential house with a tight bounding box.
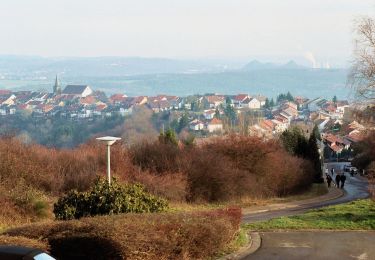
[282,101,298,111]
[80,96,97,107]
[0,90,11,96]
[0,94,16,106]
[307,98,326,112]
[189,120,205,131]
[203,95,225,109]
[109,94,128,104]
[0,105,7,115]
[254,95,267,107]
[62,85,93,98]
[294,96,309,109]
[206,118,223,133]
[248,123,273,139]
[148,100,172,113]
[336,101,349,114]
[232,94,250,108]
[272,119,288,133]
[247,97,262,109]
[166,96,183,109]
[131,96,148,106]
[203,109,216,120]
[118,105,133,116]
[322,133,351,154]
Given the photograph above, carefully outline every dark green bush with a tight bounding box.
[53,178,168,220]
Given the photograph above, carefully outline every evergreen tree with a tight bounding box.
[224,98,236,122]
[214,108,220,118]
[159,128,178,146]
[312,124,321,141]
[308,133,324,183]
[280,127,307,156]
[270,98,275,107]
[286,91,294,101]
[264,98,270,108]
[177,113,189,133]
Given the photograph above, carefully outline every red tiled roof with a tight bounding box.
[330,143,343,153]
[110,94,127,103]
[205,95,225,103]
[260,120,275,130]
[0,90,11,96]
[324,133,338,144]
[209,118,222,125]
[233,94,249,102]
[80,96,96,105]
[96,104,107,111]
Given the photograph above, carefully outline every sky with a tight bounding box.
[1,0,375,67]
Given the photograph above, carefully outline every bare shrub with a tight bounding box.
[186,135,314,202]
[5,208,241,260]
[130,140,181,174]
[0,235,49,252]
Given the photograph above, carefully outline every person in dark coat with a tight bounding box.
[335,174,341,188]
[350,169,354,177]
[326,175,333,188]
[341,174,347,189]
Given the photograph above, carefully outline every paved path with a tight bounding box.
[243,231,375,260]
[240,162,372,260]
[242,162,369,223]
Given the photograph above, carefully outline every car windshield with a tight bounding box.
[34,253,56,260]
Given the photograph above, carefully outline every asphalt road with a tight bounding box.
[241,162,373,260]
[243,231,375,260]
[242,162,369,223]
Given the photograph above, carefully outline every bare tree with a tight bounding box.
[349,16,375,101]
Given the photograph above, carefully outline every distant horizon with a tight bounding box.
[1,1,374,69]
[0,54,350,69]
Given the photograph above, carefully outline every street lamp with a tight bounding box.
[96,136,121,185]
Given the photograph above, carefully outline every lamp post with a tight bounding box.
[96,136,121,185]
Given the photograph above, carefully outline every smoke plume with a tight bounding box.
[304,51,318,68]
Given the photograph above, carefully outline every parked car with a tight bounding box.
[0,246,55,260]
[344,165,358,174]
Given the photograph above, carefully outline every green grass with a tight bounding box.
[215,228,249,258]
[244,199,375,231]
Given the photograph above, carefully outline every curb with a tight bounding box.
[219,232,261,260]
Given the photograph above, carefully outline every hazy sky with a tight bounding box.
[1,0,375,66]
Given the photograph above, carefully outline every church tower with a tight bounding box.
[53,75,61,95]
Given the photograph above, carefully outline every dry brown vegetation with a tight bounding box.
[130,135,314,202]
[352,130,375,199]
[0,134,316,258]
[0,235,49,251]
[4,208,241,260]
[0,134,314,228]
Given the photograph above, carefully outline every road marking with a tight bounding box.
[350,253,368,260]
[278,242,312,248]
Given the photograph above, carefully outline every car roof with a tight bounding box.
[0,246,44,260]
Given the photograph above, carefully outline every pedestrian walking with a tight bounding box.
[341,174,346,189]
[350,169,354,177]
[326,175,332,188]
[331,168,335,176]
[335,174,341,188]
[325,168,329,177]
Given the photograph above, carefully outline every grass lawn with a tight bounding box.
[244,199,375,231]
